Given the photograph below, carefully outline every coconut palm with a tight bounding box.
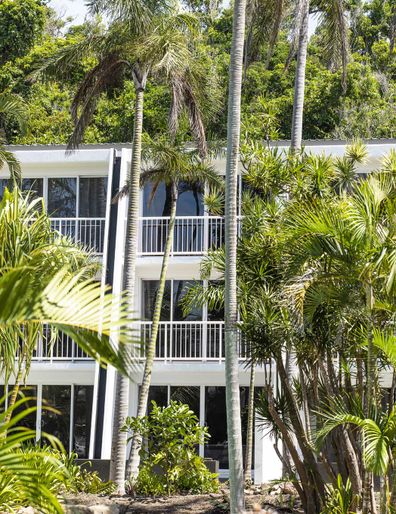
[224,0,248,506]
[125,136,222,479]
[35,3,215,490]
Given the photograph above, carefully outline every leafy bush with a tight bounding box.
[321,475,359,514]
[56,451,116,495]
[123,401,219,495]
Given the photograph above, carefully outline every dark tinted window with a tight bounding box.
[79,177,107,217]
[48,178,76,218]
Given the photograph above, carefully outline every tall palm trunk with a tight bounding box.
[290,0,309,151]
[244,362,255,482]
[363,281,378,514]
[224,0,247,508]
[110,79,146,494]
[127,182,178,480]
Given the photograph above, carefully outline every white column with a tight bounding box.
[254,418,282,484]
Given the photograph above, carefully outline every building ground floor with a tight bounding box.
[1,361,282,484]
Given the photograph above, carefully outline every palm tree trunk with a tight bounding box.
[110,82,146,494]
[127,182,178,481]
[224,0,247,508]
[290,0,309,151]
[4,364,24,424]
[244,361,255,483]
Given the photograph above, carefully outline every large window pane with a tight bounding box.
[147,386,168,413]
[143,182,204,217]
[173,280,202,321]
[48,178,76,218]
[22,178,43,200]
[73,385,93,458]
[41,385,71,450]
[8,385,37,431]
[204,386,228,468]
[170,386,200,417]
[79,177,107,217]
[142,280,171,321]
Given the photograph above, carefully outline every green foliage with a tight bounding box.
[321,475,358,514]
[56,451,116,495]
[0,397,65,513]
[0,0,46,64]
[123,401,219,495]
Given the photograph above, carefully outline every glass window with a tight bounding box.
[173,280,202,321]
[204,386,228,468]
[147,386,168,412]
[207,281,224,321]
[41,385,71,450]
[8,385,37,431]
[48,178,76,218]
[170,386,200,417]
[79,177,108,217]
[73,385,93,458]
[22,178,43,200]
[142,280,171,321]
[143,181,204,217]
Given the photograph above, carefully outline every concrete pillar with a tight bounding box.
[254,418,282,484]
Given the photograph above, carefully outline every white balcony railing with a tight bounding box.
[139,321,249,362]
[138,216,226,256]
[50,218,106,255]
[32,327,92,362]
[29,322,249,363]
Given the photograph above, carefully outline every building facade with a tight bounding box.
[2,140,396,483]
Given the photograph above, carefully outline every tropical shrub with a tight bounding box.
[59,451,116,495]
[0,397,66,513]
[321,475,358,514]
[123,401,219,495]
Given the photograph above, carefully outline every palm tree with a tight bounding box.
[35,2,214,491]
[225,0,248,506]
[0,188,136,407]
[290,0,310,151]
[0,92,29,184]
[126,137,222,479]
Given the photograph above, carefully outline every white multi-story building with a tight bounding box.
[2,140,395,483]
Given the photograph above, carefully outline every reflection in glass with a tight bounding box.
[8,386,37,430]
[22,178,43,200]
[73,385,93,458]
[42,385,71,450]
[142,280,171,321]
[204,386,228,467]
[143,182,204,217]
[147,386,168,413]
[79,177,107,217]
[48,178,76,218]
[173,280,202,321]
[170,386,200,417]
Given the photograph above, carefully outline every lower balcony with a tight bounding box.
[139,321,249,362]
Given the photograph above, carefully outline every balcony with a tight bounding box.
[139,321,249,362]
[138,216,225,256]
[50,218,106,255]
[32,328,91,362]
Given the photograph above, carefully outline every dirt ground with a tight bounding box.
[64,488,301,513]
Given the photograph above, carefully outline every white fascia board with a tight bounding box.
[5,362,96,385]
[130,362,268,387]
[3,148,115,177]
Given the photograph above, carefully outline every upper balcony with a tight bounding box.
[50,217,106,255]
[138,216,228,256]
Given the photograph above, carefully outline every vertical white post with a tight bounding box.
[69,384,75,454]
[254,416,282,484]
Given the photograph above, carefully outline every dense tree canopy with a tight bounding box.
[2,0,396,144]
